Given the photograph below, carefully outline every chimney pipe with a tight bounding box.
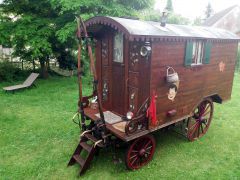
[161,10,168,27]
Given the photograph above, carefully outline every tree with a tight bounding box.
[50,0,155,42]
[139,9,161,22]
[167,13,189,25]
[205,2,213,19]
[0,0,154,78]
[193,17,202,26]
[165,0,173,12]
[0,0,59,78]
[0,7,12,47]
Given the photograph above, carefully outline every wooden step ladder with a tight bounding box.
[68,133,104,176]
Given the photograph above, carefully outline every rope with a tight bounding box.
[72,112,81,129]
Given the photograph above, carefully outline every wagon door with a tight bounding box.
[97,33,126,115]
[111,33,125,114]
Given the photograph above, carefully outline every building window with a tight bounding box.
[113,33,123,63]
[192,41,204,65]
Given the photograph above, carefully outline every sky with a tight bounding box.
[155,0,240,20]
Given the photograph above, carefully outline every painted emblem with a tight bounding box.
[167,80,180,102]
[219,61,226,72]
[166,66,180,102]
[168,84,178,101]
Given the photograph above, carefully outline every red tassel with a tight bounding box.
[147,91,157,126]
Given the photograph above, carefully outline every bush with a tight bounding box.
[0,61,22,82]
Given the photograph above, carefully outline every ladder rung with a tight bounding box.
[84,133,98,142]
[84,133,104,147]
[80,142,92,152]
[73,155,85,167]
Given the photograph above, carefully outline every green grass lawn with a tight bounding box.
[0,74,240,180]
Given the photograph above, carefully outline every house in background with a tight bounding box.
[0,45,14,61]
[203,5,240,37]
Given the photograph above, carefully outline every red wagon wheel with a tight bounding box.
[125,135,156,170]
[187,98,214,141]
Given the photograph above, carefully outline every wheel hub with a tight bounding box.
[139,149,146,156]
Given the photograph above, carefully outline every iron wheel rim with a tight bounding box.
[125,135,156,170]
[187,98,214,141]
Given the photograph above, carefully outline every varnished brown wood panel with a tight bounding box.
[95,38,103,106]
[101,36,112,109]
[127,42,151,114]
[128,71,139,87]
[149,41,238,129]
[128,86,139,113]
[112,63,125,114]
[110,34,126,114]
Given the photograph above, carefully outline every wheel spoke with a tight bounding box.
[145,151,151,155]
[197,124,200,137]
[143,140,151,149]
[202,112,211,119]
[202,104,210,115]
[199,105,206,116]
[130,156,138,166]
[202,120,208,127]
[202,110,210,118]
[131,149,139,153]
[130,154,138,159]
[188,122,199,139]
[189,121,198,130]
[145,146,153,150]
[200,123,204,133]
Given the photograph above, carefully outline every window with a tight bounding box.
[192,41,204,65]
[185,40,212,66]
[113,33,123,63]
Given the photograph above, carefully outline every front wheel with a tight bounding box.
[187,98,214,141]
[125,135,156,170]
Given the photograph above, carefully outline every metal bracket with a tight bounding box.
[80,130,92,137]
[94,140,103,148]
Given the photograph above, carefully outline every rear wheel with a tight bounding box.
[187,98,214,141]
[125,135,156,170]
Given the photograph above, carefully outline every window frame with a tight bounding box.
[185,40,212,67]
[191,40,205,66]
[113,32,124,63]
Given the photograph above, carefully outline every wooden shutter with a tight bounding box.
[185,41,193,66]
[203,42,212,64]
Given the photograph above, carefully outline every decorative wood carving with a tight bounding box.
[128,87,138,113]
[102,79,108,101]
[129,43,140,71]
[102,39,108,65]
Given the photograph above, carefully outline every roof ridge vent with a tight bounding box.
[160,10,168,27]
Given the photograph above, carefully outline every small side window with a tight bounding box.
[203,41,212,64]
[113,33,123,63]
[185,40,212,66]
[192,40,204,65]
[184,41,193,66]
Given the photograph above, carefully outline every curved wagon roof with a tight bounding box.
[85,16,240,42]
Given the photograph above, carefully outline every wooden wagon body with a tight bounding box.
[68,16,239,175]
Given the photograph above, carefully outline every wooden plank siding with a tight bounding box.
[149,41,238,128]
[127,42,151,115]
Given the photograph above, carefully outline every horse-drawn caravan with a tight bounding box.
[68,16,239,175]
